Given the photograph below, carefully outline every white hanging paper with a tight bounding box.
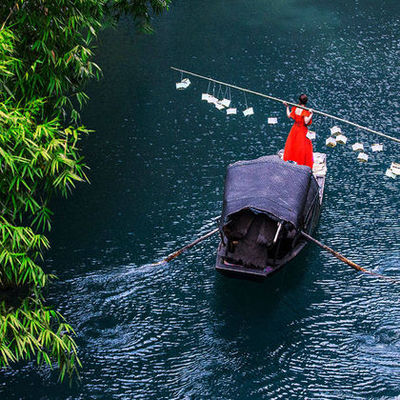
[336,134,348,144]
[352,142,364,152]
[391,162,400,175]
[202,93,210,101]
[243,107,254,116]
[330,126,342,136]
[176,82,186,90]
[357,152,369,162]
[207,95,218,104]
[226,108,237,115]
[371,143,383,152]
[385,169,396,179]
[215,102,225,110]
[220,98,231,108]
[176,78,191,90]
[306,130,316,140]
[326,137,337,147]
[268,117,278,125]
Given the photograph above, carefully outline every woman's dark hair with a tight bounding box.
[299,94,308,105]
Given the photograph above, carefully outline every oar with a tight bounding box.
[151,227,219,266]
[301,231,400,284]
[151,222,399,284]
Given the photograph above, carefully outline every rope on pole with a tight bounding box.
[171,66,400,144]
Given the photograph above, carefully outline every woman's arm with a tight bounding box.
[283,102,291,118]
[304,109,313,125]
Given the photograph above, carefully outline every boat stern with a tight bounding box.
[215,252,275,279]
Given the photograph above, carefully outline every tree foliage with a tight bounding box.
[0,0,170,381]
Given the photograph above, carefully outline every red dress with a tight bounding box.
[283,107,313,169]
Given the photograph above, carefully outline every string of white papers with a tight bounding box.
[324,125,397,178]
[176,73,282,124]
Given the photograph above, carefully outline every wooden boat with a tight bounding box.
[215,152,327,279]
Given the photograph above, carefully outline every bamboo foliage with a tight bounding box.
[0,26,88,380]
[0,0,171,381]
[0,298,81,381]
[0,0,171,120]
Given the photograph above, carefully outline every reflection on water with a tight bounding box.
[1,0,400,399]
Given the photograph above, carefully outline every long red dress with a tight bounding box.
[283,107,313,169]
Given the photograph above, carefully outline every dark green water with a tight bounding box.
[2,1,400,398]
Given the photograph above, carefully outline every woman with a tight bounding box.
[282,94,314,169]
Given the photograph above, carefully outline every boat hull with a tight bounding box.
[215,152,326,280]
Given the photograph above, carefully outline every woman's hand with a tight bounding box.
[283,102,288,107]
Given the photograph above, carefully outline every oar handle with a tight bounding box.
[164,227,219,262]
[150,227,219,266]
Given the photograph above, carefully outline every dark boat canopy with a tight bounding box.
[221,155,319,229]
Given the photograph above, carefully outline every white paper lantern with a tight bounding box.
[352,143,364,152]
[330,126,342,136]
[371,143,383,152]
[243,107,254,116]
[220,98,231,108]
[385,169,396,179]
[336,134,348,144]
[268,117,278,124]
[306,131,316,140]
[176,78,191,90]
[357,152,369,162]
[226,108,237,115]
[326,137,337,147]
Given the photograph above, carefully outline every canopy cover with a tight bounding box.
[221,155,319,229]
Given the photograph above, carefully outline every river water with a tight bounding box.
[1,1,400,399]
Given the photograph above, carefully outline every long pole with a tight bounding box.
[171,66,400,144]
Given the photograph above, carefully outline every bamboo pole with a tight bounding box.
[171,66,400,144]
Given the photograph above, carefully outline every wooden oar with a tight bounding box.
[301,231,400,284]
[151,227,219,266]
[151,223,399,284]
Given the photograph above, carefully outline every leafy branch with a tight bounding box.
[0,0,170,381]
